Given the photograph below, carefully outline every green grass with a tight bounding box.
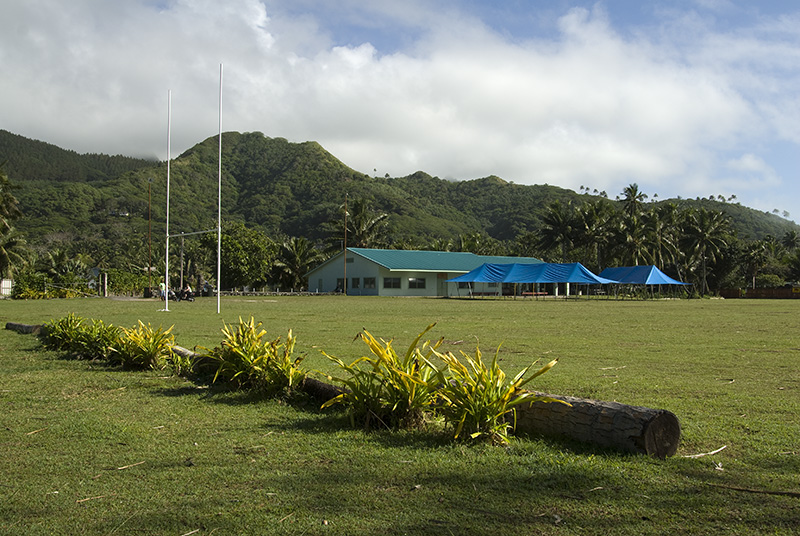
[1,296,798,535]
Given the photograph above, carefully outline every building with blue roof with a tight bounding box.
[306,248,543,296]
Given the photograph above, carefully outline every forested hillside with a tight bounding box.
[2,128,800,296]
[4,129,796,246]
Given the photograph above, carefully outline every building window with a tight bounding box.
[384,277,401,289]
[458,282,470,289]
[408,277,426,289]
[346,257,354,263]
[351,278,360,289]
[487,282,498,288]
[364,277,376,289]
[336,278,345,292]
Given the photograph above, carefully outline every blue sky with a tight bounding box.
[2,0,799,222]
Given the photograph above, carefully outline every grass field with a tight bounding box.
[1,296,798,535]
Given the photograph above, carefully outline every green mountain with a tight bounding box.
[2,129,797,251]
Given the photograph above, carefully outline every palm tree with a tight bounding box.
[680,208,731,295]
[614,213,652,266]
[781,230,800,252]
[327,198,389,250]
[427,237,454,252]
[621,183,648,219]
[0,164,23,233]
[538,201,577,262]
[0,227,29,278]
[272,236,324,291]
[574,200,616,271]
[646,203,681,271]
[743,240,769,290]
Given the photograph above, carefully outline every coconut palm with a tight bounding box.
[614,214,652,266]
[680,208,731,295]
[327,198,389,250]
[0,164,22,232]
[621,183,648,220]
[272,236,325,291]
[0,227,29,278]
[645,203,681,271]
[538,201,577,262]
[574,200,616,271]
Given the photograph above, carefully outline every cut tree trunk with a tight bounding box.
[515,391,681,459]
[5,322,43,335]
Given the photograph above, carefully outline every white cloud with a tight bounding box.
[1,0,798,218]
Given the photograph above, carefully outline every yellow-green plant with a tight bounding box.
[41,313,85,354]
[112,321,175,370]
[322,323,442,429]
[78,319,122,361]
[201,317,305,393]
[41,315,121,360]
[431,345,568,445]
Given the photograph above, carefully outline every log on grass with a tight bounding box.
[168,346,346,404]
[515,392,681,459]
[5,322,43,335]
[300,377,345,404]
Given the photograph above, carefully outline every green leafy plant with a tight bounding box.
[41,313,85,354]
[201,317,305,393]
[431,345,567,445]
[41,314,121,360]
[77,319,122,361]
[112,321,175,370]
[167,347,197,377]
[322,323,442,429]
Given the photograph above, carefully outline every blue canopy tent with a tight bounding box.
[599,266,688,286]
[448,262,616,297]
[506,262,617,284]
[446,263,516,283]
[599,265,689,299]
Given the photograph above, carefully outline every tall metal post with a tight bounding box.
[343,192,348,296]
[164,89,171,312]
[217,64,223,314]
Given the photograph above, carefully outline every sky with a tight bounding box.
[2,0,799,221]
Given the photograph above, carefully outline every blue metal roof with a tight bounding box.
[331,248,542,273]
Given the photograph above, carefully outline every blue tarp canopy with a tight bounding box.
[448,262,616,284]
[598,266,688,285]
[445,263,515,283]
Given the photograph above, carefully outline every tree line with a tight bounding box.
[3,154,800,298]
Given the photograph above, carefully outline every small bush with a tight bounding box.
[112,321,175,370]
[77,319,122,361]
[41,313,86,354]
[200,317,305,394]
[322,323,442,430]
[431,345,565,445]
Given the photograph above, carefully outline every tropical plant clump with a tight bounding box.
[112,321,175,370]
[322,323,442,429]
[41,313,86,354]
[199,317,306,394]
[432,345,565,445]
[323,323,567,444]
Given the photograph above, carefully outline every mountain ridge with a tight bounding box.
[1,129,797,249]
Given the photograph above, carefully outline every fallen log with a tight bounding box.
[5,322,43,335]
[169,346,346,404]
[515,391,681,459]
